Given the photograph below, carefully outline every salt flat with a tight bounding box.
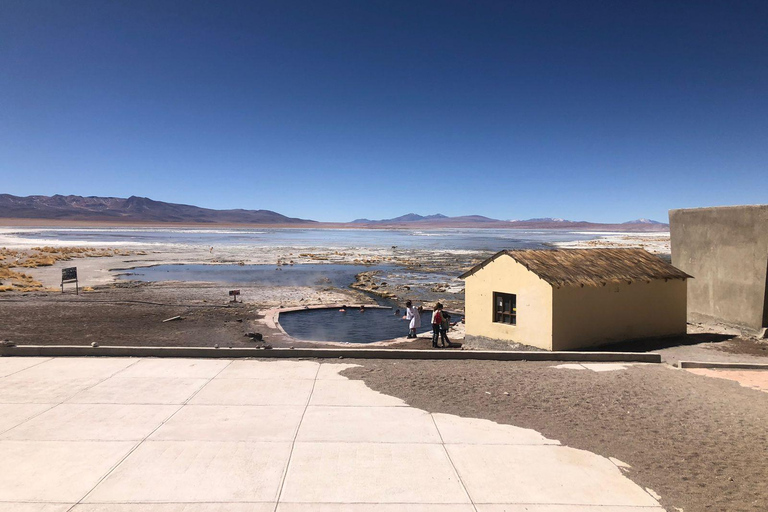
[0,357,663,511]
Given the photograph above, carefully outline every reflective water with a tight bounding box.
[278,307,443,343]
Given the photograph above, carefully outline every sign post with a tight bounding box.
[229,289,241,303]
[61,267,79,295]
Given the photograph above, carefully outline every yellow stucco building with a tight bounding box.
[460,248,690,351]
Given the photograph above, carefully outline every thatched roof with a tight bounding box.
[459,248,691,287]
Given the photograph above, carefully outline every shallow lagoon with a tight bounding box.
[1,226,603,251]
[118,263,391,288]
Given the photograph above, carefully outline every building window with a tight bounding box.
[493,292,516,325]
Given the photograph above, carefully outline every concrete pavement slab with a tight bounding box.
[433,413,559,445]
[580,363,630,372]
[68,377,209,404]
[446,444,659,506]
[0,504,74,512]
[11,357,136,380]
[552,363,631,373]
[309,379,406,407]
[189,378,314,406]
[73,504,275,511]
[315,362,360,380]
[297,405,441,443]
[0,440,135,502]
[0,403,54,433]
[687,368,768,393]
[278,505,475,512]
[0,375,104,403]
[280,442,470,504]
[551,363,587,371]
[86,440,292,503]
[216,360,319,379]
[116,358,231,379]
[2,404,178,441]
[150,404,305,441]
[0,357,51,377]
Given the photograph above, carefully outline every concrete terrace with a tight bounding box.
[0,357,663,511]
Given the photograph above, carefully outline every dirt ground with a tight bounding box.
[342,360,768,512]
[0,283,444,350]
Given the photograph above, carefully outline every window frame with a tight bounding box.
[493,292,517,325]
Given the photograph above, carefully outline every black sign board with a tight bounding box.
[229,289,241,302]
[61,267,79,294]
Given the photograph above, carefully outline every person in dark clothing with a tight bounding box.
[439,312,452,348]
[430,303,443,348]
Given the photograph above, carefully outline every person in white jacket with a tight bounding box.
[403,300,421,338]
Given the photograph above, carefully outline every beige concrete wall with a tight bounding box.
[670,205,768,331]
[551,279,688,350]
[463,256,554,350]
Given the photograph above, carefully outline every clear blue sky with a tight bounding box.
[2,1,766,223]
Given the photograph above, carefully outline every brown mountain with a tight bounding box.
[0,194,315,224]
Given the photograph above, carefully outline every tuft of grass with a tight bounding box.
[0,267,44,290]
[0,246,137,293]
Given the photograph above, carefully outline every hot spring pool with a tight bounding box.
[278,307,439,343]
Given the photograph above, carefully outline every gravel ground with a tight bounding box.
[343,359,768,512]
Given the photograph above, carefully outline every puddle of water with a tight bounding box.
[279,307,440,343]
[117,264,391,288]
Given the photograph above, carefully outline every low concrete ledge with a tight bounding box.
[0,345,661,363]
[678,360,768,370]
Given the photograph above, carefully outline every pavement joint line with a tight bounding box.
[0,358,143,438]
[0,402,60,437]
[0,356,53,378]
[430,413,478,512]
[273,361,322,512]
[1,345,663,363]
[66,358,236,512]
[678,360,768,370]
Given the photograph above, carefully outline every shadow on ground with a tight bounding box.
[594,332,736,352]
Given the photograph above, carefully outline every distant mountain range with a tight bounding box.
[0,195,669,231]
[0,194,314,224]
[351,212,668,231]
[352,213,498,224]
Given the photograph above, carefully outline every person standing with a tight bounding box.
[403,300,421,338]
[439,311,452,348]
[431,303,443,348]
